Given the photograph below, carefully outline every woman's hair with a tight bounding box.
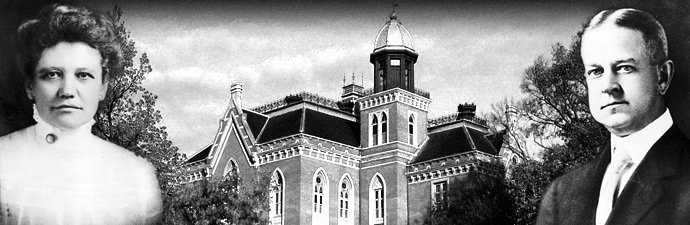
[17,4,122,83]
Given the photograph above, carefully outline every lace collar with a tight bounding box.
[32,105,96,145]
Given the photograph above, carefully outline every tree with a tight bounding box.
[422,173,515,225]
[163,173,271,225]
[100,7,272,223]
[483,98,554,166]
[94,5,188,221]
[497,32,608,225]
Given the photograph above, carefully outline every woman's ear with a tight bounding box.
[25,80,35,101]
[659,59,674,95]
[99,81,108,101]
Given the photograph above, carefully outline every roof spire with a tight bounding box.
[390,2,398,20]
[351,71,356,84]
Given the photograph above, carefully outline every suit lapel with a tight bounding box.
[606,126,683,225]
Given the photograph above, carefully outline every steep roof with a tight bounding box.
[186,144,212,163]
[256,109,302,143]
[303,109,360,146]
[256,108,360,147]
[410,125,499,164]
[244,109,268,139]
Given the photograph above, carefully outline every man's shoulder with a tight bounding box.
[549,155,603,191]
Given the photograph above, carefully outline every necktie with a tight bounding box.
[595,147,633,225]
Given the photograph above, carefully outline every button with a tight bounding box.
[46,133,57,143]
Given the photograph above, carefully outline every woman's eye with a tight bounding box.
[43,72,61,79]
[586,68,603,77]
[76,72,94,79]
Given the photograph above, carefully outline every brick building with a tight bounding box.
[184,11,504,225]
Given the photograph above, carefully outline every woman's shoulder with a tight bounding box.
[91,137,156,172]
[0,126,33,144]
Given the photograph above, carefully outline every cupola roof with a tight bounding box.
[373,11,414,52]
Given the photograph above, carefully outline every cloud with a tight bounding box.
[124,2,595,155]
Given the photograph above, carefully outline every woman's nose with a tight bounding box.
[58,75,75,99]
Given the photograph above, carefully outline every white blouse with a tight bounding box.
[0,115,162,225]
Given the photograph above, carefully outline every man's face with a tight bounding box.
[581,25,667,137]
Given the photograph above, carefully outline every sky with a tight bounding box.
[70,0,602,156]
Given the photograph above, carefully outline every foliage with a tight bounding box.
[162,173,271,225]
[92,6,188,219]
[99,7,273,224]
[484,98,551,165]
[423,173,515,225]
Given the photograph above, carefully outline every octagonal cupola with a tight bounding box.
[370,11,419,93]
[374,11,415,52]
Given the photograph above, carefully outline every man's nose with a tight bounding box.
[58,75,75,99]
[600,71,623,97]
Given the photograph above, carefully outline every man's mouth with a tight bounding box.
[600,101,628,110]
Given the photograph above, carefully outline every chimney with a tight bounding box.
[457,103,476,119]
[231,83,243,112]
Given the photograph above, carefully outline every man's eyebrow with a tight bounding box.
[613,58,637,64]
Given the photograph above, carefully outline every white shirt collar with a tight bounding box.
[610,108,673,164]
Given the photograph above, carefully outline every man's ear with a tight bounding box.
[659,59,674,95]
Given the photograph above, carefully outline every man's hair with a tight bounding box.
[16,4,122,84]
[584,8,668,65]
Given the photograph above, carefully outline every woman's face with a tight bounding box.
[28,41,107,130]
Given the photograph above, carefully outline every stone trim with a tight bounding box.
[358,88,430,111]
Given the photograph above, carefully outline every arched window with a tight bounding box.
[408,114,416,145]
[270,169,284,225]
[313,169,329,224]
[370,174,385,225]
[381,113,388,144]
[371,115,379,146]
[223,158,238,177]
[338,175,354,225]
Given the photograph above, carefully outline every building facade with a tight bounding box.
[184,11,504,225]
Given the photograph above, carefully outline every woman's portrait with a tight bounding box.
[0,4,161,224]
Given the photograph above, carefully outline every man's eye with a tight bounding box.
[76,72,94,79]
[618,65,635,73]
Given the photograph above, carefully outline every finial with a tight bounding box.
[343,75,346,85]
[351,71,355,84]
[390,2,398,20]
[361,73,364,86]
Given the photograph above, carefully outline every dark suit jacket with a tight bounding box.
[536,125,690,225]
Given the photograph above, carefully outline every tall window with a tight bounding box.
[378,61,386,90]
[313,170,329,224]
[339,175,353,224]
[432,181,448,208]
[404,60,411,89]
[408,114,416,145]
[372,115,379,146]
[370,111,388,146]
[270,170,284,225]
[381,113,388,143]
[370,175,385,225]
[223,158,238,177]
